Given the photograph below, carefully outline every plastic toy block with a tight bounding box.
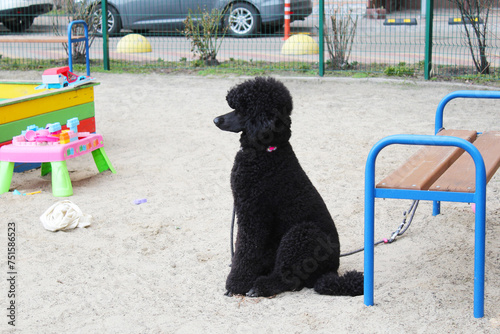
[67,117,80,129]
[47,122,62,133]
[36,67,95,90]
[60,132,70,144]
[12,135,25,144]
[67,118,79,136]
[134,198,147,205]
[43,66,70,76]
[43,74,65,85]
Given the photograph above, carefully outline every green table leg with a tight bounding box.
[50,161,73,197]
[41,162,52,176]
[92,148,116,173]
[0,161,15,194]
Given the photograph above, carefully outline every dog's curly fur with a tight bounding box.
[214,77,363,298]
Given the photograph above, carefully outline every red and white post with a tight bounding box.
[284,0,291,40]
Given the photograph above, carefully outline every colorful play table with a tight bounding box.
[0,133,115,197]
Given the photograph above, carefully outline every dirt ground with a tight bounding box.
[0,71,499,333]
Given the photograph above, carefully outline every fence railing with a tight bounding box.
[0,0,498,79]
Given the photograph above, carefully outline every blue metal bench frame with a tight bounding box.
[364,90,500,318]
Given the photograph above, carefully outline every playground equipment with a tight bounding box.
[0,118,115,197]
[364,90,500,318]
[0,21,96,172]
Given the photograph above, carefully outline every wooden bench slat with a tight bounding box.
[376,129,477,190]
[430,131,500,192]
[0,35,83,43]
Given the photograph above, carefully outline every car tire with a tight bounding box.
[3,16,34,32]
[92,4,121,36]
[225,3,259,37]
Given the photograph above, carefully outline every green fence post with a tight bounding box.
[102,0,110,71]
[424,0,434,80]
[319,0,324,77]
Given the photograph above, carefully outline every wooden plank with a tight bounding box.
[0,86,95,124]
[430,131,500,192]
[0,102,96,143]
[0,82,45,99]
[377,129,477,190]
[0,35,83,43]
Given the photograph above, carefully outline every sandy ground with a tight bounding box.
[0,72,499,333]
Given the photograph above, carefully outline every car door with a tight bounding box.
[121,0,184,31]
[181,0,218,14]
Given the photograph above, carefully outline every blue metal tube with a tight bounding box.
[364,134,487,317]
[435,90,500,134]
[67,20,90,76]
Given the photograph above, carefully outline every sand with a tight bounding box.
[0,71,499,333]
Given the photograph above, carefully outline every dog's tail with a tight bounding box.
[314,270,364,296]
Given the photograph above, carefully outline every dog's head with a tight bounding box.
[214,77,293,150]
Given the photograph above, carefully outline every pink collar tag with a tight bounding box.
[267,146,277,152]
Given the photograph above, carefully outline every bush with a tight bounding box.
[384,62,415,77]
[52,0,99,64]
[182,7,229,66]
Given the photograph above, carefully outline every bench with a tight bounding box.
[0,20,90,76]
[364,90,500,318]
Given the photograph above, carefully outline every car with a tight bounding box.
[75,0,313,37]
[0,0,54,32]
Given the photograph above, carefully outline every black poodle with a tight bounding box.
[214,77,363,298]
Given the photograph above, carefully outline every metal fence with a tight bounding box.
[0,0,499,79]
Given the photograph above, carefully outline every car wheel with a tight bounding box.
[3,16,34,32]
[92,4,121,36]
[225,3,259,37]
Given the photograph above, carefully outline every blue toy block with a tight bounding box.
[67,117,80,129]
[46,122,62,133]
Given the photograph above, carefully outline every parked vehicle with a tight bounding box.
[0,0,54,32]
[75,0,313,37]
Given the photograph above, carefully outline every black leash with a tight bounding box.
[229,200,420,259]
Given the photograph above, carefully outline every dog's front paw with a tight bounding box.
[225,290,234,297]
[246,287,261,298]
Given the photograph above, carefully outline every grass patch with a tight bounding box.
[0,57,498,86]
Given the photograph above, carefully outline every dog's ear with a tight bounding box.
[226,85,242,110]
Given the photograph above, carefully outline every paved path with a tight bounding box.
[0,8,498,70]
